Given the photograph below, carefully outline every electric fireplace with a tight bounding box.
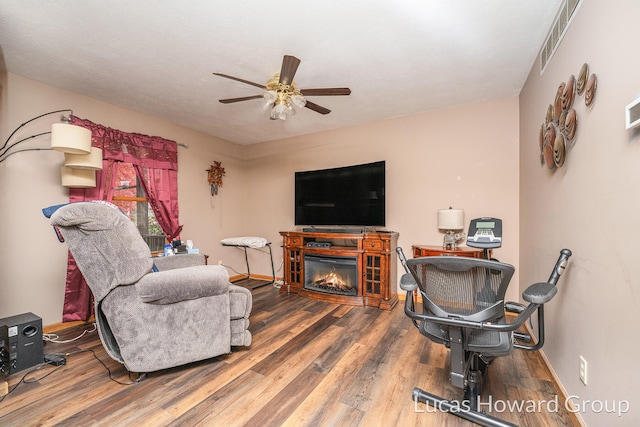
[304,254,358,296]
[280,229,399,310]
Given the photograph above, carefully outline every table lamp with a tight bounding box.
[438,207,465,249]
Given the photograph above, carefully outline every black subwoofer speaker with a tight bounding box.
[0,312,44,375]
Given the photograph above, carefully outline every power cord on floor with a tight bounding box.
[273,258,284,288]
[77,348,146,385]
[0,362,65,403]
[43,322,97,343]
[0,348,145,404]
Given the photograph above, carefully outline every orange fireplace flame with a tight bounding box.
[313,270,353,292]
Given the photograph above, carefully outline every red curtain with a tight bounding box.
[63,159,117,321]
[61,116,181,321]
[134,166,182,240]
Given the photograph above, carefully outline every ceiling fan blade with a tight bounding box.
[279,55,301,86]
[304,101,331,115]
[212,73,266,90]
[219,95,263,104]
[300,88,351,96]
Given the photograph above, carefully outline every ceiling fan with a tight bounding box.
[213,55,351,120]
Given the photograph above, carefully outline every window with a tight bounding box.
[112,162,166,253]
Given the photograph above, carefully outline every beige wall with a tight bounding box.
[243,97,521,299]
[519,1,640,425]
[0,73,248,325]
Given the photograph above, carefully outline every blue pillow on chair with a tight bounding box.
[42,203,71,242]
[42,203,70,218]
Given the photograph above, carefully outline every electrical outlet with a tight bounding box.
[579,356,588,385]
[218,260,223,265]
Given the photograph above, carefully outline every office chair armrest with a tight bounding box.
[400,273,418,292]
[522,282,558,305]
[403,296,540,333]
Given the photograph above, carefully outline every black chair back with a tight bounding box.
[406,256,514,323]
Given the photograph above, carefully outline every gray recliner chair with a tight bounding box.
[50,202,252,373]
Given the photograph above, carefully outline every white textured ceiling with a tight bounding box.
[0,1,562,145]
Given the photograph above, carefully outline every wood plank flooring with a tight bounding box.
[0,283,578,426]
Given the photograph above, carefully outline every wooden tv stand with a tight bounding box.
[279,230,399,310]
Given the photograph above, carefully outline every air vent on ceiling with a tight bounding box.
[540,0,583,74]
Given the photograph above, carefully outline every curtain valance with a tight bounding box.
[70,115,178,170]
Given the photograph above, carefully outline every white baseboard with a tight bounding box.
[523,321,587,427]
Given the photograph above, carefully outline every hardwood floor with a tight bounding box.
[1,283,578,426]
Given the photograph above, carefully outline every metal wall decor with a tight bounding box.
[539,63,596,169]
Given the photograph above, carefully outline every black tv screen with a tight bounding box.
[294,161,385,227]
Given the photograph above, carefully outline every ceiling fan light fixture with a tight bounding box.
[214,56,350,120]
[262,90,278,113]
[271,102,289,120]
[263,90,277,105]
[291,94,306,108]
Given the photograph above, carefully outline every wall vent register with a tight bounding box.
[539,0,582,73]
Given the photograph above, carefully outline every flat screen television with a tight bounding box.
[294,161,385,227]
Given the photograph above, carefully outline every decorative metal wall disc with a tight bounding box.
[538,63,594,171]
[554,83,565,121]
[559,110,567,134]
[576,63,589,95]
[544,122,557,147]
[562,75,575,110]
[543,122,558,169]
[564,109,577,141]
[543,142,555,169]
[585,74,597,107]
[554,132,566,168]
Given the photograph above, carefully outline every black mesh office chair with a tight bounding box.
[397,248,572,427]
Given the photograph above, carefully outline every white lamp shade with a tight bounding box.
[271,103,288,120]
[51,123,92,154]
[263,90,277,105]
[438,208,465,230]
[64,147,103,170]
[61,166,96,188]
[291,94,306,108]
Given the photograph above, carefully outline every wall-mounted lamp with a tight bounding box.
[0,109,100,188]
[438,207,466,250]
